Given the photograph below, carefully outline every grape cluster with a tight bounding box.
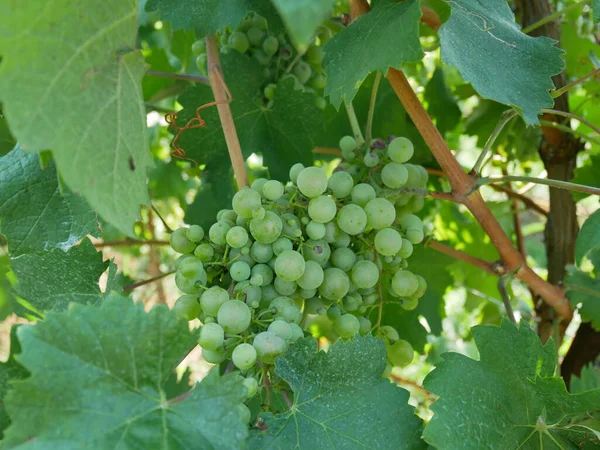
[191,12,328,109]
[170,135,428,397]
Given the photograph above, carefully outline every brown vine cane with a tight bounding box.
[164,70,233,169]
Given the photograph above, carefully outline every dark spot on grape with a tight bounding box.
[370,138,386,149]
[315,246,323,254]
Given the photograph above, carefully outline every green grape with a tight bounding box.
[336,204,367,235]
[202,347,226,364]
[306,45,323,65]
[263,83,276,100]
[226,226,249,248]
[250,211,283,243]
[219,209,238,223]
[406,195,425,213]
[175,270,206,294]
[200,286,229,316]
[274,250,305,281]
[178,257,204,279]
[343,293,361,311]
[262,35,279,57]
[401,297,419,311]
[387,339,414,367]
[379,325,400,342]
[250,241,273,263]
[334,314,360,338]
[198,322,225,351]
[397,238,413,258]
[413,275,427,298]
[324,221,342,243]
[242,284,262,307]
[196,54,207,73]
[262,180,284,200]
[305,297,325,314]
[271,296,302,323]
[175,255,195,272]
[328,171,354,198]
[261,284,279,304]
[308,195,337,223]
[237,15,254,31]
[230,247,255,268]
[252,207,266,220]
[251,178,269,196]
[364,198,396,230]
[253,49,271,65]
[319,267,350,300]
[351,260,379,289]
[271,237,292,256]
[243,376,258,398]
[363,153,379,168]
[404,164,421,187]
[229,31,250,53]
[358,316,372,335]
[232,188,262,219]
[209,220,231,246]
[217,300,251,334]
[251,263,274,286]
[232,343,257,370]
[246,27,265,46]
[174,294,201,320]
[374,228,403,256]
[327,305,342,321]
[296,166,327,198]
[342,150,356,162]
[339,135,357,152]
[186,225,205,243]
[170,228,196,254]
[311,73,326,89]
[191,39,206,55]
[296,260,324,290]
[351,183,376,207]
[240,404,251,424]
[253,331,287,364]
[268,320,293,342]
[416,166,429,187]
[274,277,297,296]
[230,261,251,282]
[405,228,424,244]
[381,162,409,188]
[315,97,327,110]
[293,61,312,84]
[331,247,356,272]
[332,232,350,249]
[289,163,305,183]
[317,26,332,44]
[300,288,318,299]
[306,220,326,240]
[387,137,414,163]
[391,270,419,297]
[289,323,304,341]
[252,13,268,30]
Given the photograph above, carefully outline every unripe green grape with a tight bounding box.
[300,288,318,300]
[387,339,414,367]
[364,198,396,230]
[303,239,331,266]
[268,320,293,342]
[274,250,305,281]
[262,180,284,200]
[252,207,266,220]
[374,228,403,256]
[343,293,361,311]
[306,45,323,64]
[191,39,206,55]
[405,228,424,244]
[221,209,238,223]
[404,164,421,187]
[392,270,419,297]
[178,257,204,279]
[251,178,268,196]
[319,267,350,300]
[262,35,279,56]
[237,15,253,31]
[327,305,342,321]
[170,228,196,254]
[306,221,326,240]
[324,221,342,243]
[240,404,251,424]
[333,232,351,249]
[334,314,360,338]
[175,270,206,294]
[381,162,409,188]
[202,347,226,364]
[351,260,379,289]
[253,331,287,364]
[243,376,258,398]
[263,83,276,100]
[351,183,376,207]
[328,171,354,198]
[342,150,356,162]
[397,238,413,258]
[311,73,326,89]
[358,316,372,335]
[252,13,268,30]
[270,238,290,257]
[232,343,257,371]
[198,322,225,351]
[226,226,249,248]
[406,195,425,213]
[296,166,328,198]
[250,211,283,244]
[274,277,297,296]
[196,54,207,73]
[317,26,332,44]
[339,135,357,152]
[289,323,304,342]
[289,163,305,183]
[331,247,356,272]
[363,153,379,168]
[209,220,231,246]
[232,188,262,219]
[261,284,279,304]
[387,137,414,163]
[229,247,256,269]
[413,275,427,298]
[186,225,205,243]
[401,297,419,311]
[230,261,251,282]
[200,286,229,316]
[217,300,251,334]
[308,195,337,223]
[251,263,274,286]
[271,296,302,323]
[293,61,312,84]
[416,166,429,187]
[242,284,262,307]
[250,241,273,263]
[315,97,327,110]
[174,294,201,320]
[246,27,265,46]
[305,297,325,314]
[229,31,250,53]
[336,204,367,235]
[296,260,324,290]
[253,49,271,65]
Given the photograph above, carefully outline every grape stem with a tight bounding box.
[541,108,600,137]
[471,109,517,175]
[146,70,210,85]
[312,147,342,156]
[364,71,382,146]
[205,35,249,189]
[345,102,365,148]
[477,175,600,197]
[552,67,600,99]
[150,204,173,233]
[122,271,175,292]
[427,240,498,275]
[281,390,293,408]
[389,374,435,400]
[498,274,518,326]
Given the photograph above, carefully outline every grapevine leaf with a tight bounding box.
[145,0,283,36]
[561,22,600,82]
[10,238,109,314]
[249,336,425,450]
[176,52,322,181]
[0,1,152,237]
[323,0,423,108]
[0,117,16,157]
[594,0,600,23]
[439,0,564,125]
[143,48,177,100]
[0,254,29,320]
[3,297,248,449]
[0,146,99,256]
[423,68,461,136]
[423,320,600,449]
[570,364,600,394]
[565,268,600,331]
[575,209,600,265]
[270,0,336,52]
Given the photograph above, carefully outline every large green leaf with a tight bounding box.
[571,364,600,394]
[565,268,600,331]
[249,336,425,449]
[10,238,109,314]
[423,320,600,449]
[575,209,600,265]
[323,0,423,108]
[439,0,564,125]
[593,0,600,23]
[0,0,152,237]
[423,67,461,136]
[3,297,248,449]
[0,146,99,256]
[271,0,336,52]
